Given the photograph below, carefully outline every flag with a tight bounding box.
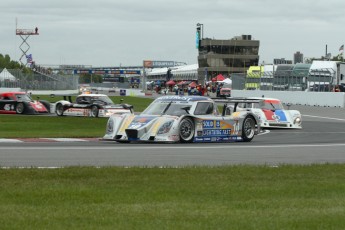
[26,54,33,63]
[339,45,344,52]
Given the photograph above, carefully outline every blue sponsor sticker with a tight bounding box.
[274,110,287,122]
[202,129,231,136]
[202,120,221,128]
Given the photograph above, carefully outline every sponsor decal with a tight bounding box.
[30,102,46,111]
[202,129,231,136]
[128,116,157,129]
[158,96,192,101]
[263,109,287,122]
[4,104,12,111]
[202,120,220,128]
[193,136,240,142]
[196,118,235,138]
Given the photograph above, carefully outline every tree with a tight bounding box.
[0,53,30,71]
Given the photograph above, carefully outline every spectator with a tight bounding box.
[333,85,340,92]
[35,27,38,34]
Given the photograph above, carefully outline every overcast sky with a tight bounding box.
[1,0,344,67]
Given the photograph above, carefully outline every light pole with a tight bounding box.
[196,23,204,39]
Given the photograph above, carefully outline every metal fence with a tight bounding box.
[0,69,79,90]
[233,68,336,92]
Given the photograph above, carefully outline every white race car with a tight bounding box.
[103,95,262,143]
[232,97,302,129]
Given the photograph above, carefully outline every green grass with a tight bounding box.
[0,96,154,138]
[1,164,345,229]
[0,116,108,138]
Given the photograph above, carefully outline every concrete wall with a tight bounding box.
[232,90,345,108]
[0,88,21,92]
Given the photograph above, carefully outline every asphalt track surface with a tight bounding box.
[1,105,345,167]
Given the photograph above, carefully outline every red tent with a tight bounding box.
[189,81,197,87]
[212,74,225,82]
[165,80,176,86]
[177,81,186,85]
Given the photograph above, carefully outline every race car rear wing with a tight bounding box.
[214,97,262,104]
[214,97,262,116]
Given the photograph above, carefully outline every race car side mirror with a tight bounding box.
[122,103,134,110]
[181,106,190,114]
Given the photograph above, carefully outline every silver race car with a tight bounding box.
[103,96,261,143]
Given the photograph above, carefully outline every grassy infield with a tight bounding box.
[1,96,345,229]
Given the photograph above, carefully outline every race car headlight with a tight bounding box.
[157,121,173,135]
[294,117,302,125]
[106,118,114,134]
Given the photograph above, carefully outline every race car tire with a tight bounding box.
[55,103,65,116]
[90,105,99,117]
[242,115,256,142]
[179,117,195,143]
[16,102,25,114]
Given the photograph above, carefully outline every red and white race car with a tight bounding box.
[233,97,302,129]
[0,92,50,114]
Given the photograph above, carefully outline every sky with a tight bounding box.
[1,0,344,68]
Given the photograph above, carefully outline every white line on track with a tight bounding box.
[303,114,345,121]
[42,138,88,142]
[2,143,345,150]
[0,139,22,143]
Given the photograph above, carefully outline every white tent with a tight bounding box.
[218,78,232,85]
[0,68,16,81]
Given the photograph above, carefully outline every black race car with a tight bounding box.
[54,94,133,117]
[0,92,50,114]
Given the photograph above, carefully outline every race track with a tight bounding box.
[1,105,345,167]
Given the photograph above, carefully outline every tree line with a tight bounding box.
[0,53,32,73]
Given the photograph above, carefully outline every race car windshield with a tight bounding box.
[142,102,191,116]
[261,101,284,110]
[15,94,32,102]
[91,96,114,105]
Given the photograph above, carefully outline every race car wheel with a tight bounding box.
[55,103,64,116]
[16,103,25,114]
[242,115,256,142]
[179,117,195,143]
[91,106,99,117]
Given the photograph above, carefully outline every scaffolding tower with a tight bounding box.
[16,26,39,66]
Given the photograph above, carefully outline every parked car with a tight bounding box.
[219,87,231,98]
[0,92,50,114]
[233,97,302,129]
[103,95,261,143]
[55,94,133,117]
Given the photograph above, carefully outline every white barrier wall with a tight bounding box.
[232,90,345,108]
[0,88,21,92]
[28,90,80,95]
